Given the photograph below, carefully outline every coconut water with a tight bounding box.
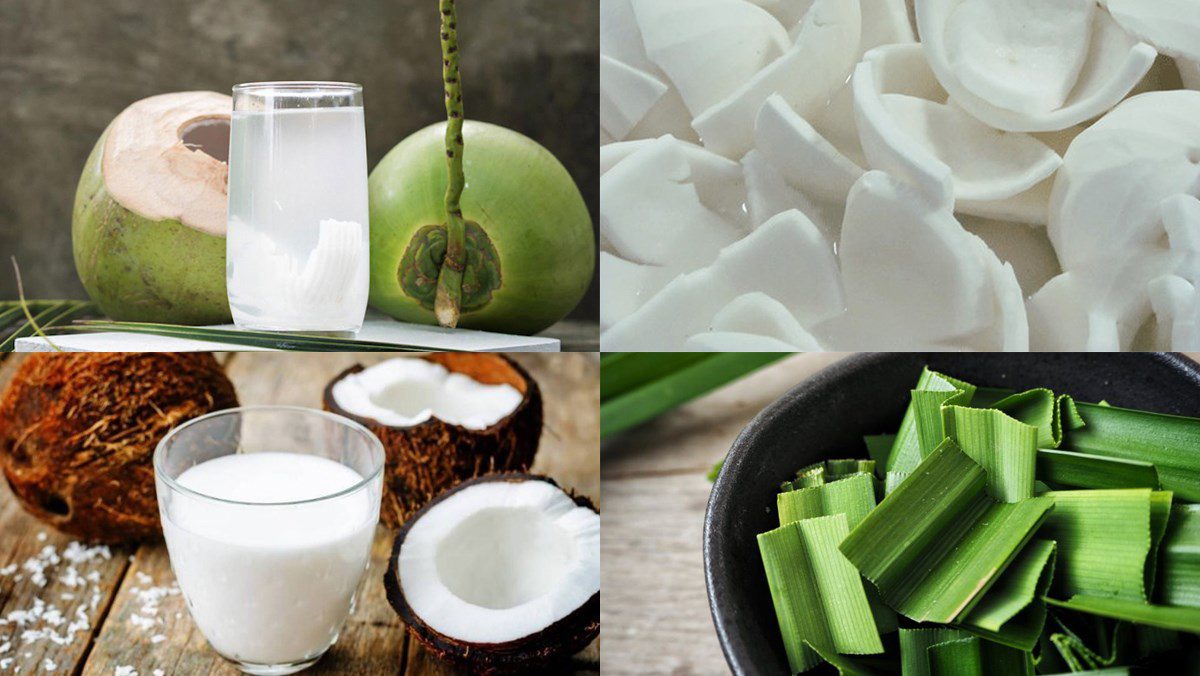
[160,452,377,667]
[226,106,369,331]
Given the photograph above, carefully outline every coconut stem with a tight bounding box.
[434,0,467,328]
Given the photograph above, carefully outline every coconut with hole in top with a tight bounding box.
[0,353,239,543]
[323,353,543,528]
[385,473,600,673]
[72,91,232,324]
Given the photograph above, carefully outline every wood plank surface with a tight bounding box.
[0,352,598,675]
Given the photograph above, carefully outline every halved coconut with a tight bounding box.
[323,354,542,528]
[385,473,600,673]
[72,91,232,324]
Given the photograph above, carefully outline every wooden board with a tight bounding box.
[0,352,598,674]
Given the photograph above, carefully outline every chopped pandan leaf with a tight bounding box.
[957,539,1056,651]
[926,635,1032,676]
[1045,596,1200,634]
[599,352,714,402]
[1036,449,1160,491]
[778,473,877,529]
[840,440,1053,624]
[1063,402,1200,502]
[989,389,1081,449]
[887,368,977,474]
[864,434,896,473]
[1157,505,1200,609]
[1038,489,1173,601]
[900,627,971,676]
[884,471,909,496]
[942,405,1038,502]
[758,513,885,673]
[783,458,877,491]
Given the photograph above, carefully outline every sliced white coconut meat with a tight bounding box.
[943,0,1095,115]
[1149,276,1200,350]
[756,95,864,203]
[601,209,843,350]
[329,358,522,430]
[632,0,790,118]
[600,55,668,141]
[600,252,676,329]
[741,149,821,231]
[710,292,822,349]
[600,0,658,73]
[1106,0,1200,63]
[833,171,1027,350]
[393,477,599,646]
[683,331,803,350]
[600,137,741,269]
[692,0,861,158]
[916,0,1157,132]
[601,136,747,223]
[853,44,1061,210]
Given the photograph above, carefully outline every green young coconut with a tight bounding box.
[72,92,232,325]
[368,0,595,335]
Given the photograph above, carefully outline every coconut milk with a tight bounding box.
[226,106,370,331]
[160,452,376,666]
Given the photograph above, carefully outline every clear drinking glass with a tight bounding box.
[226,82,370,332]
[155,406,384,675]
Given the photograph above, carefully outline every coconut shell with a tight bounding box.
[323,353,543,528]
[384,473,600,674]
[0,353,238,543]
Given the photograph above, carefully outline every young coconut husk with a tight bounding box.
[73,91,232,324]
[323,353,543,528]
[0,353,238,542]
[384,473,600,674]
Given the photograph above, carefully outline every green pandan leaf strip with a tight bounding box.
[1035,449,1159,491]
[863,434,896,474]
[840,440,1053,624]
[957,539,1056,651]
[926,636,1032,676]
[778,473,877,529]
[1045,595,1200,633]
[1039,489,1172,602]
[1158,504,1200,608]
[1063,401,1200,502]
[942,405,1039,503]
[887,368,977,474]
[758,514,885,673]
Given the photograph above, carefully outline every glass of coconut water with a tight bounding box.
[226,82,370,332]
[155,407,384,674]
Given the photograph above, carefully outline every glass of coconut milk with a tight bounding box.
[226,82,370,332]
[155,406,384,674]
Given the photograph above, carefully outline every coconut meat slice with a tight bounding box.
[330,359,522,431]
[103,91,231,236]
[692,0,861,158]
[942,0,1095,115]
[1106,0,1200,63]
[600,55,669,141]
[1149,276,1200,350]
[916,0,1157,132]
[632,0,790,118]
[741,150,825,232]
[684,331,803,351]
[600,252,676,329]
[834,171,1026,349]
[600,137,741,270]
[601,209,843,350]
[709,292,822,349]
[756,95,864,203]
[395,478,599,645]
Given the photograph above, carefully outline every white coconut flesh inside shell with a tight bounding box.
[397,479,600,644]
[330,358,522,430]
[104,91,231,235]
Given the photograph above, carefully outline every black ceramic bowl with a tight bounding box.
[704,352,1200,675]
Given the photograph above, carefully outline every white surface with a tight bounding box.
[161,453,378,665]
[15,312,561,352]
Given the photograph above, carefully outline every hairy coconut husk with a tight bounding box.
[0,353,238,542]
[384,473,600,674]
[323,353,542,528]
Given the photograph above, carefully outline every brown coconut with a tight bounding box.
[323,353,542,528]
[0,353,238,542]
[384,473,600,674]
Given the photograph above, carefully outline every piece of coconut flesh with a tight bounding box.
[330,359,522,431]
[396,479,600,644]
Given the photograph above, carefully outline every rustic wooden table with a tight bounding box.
[0,352,600,675]
[600,353,846,676]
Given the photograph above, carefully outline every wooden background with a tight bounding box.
[0,352,599,675]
